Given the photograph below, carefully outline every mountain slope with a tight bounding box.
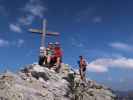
[0,64,116,100]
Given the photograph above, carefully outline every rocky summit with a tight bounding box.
[0,64,116,100]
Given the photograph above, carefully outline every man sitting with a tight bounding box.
[53,42,63,72]
[38,46,46,66]
[46,43,54,68]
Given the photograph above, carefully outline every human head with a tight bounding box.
[79,56,83,59]
[48,42,53,48]
[40,46,45,50]
[55,42,60,47]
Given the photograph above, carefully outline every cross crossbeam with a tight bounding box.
[29,29,59,36]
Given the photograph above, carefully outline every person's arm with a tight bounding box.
[83,59,87,66]
[79,60,83,69]
[60,49,63,57]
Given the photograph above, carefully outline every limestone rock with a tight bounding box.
[0,64,116,100]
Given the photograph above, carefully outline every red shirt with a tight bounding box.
[54,47,63,57]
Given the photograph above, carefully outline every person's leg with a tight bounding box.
[47,55,51,68]
[83,71,86,81]
[50,57,57,70]
[52,57,57,66]
[43,56,47,65]
[55,57,61,72]
[79,68,81,77]
[39,56,44,66]
[83,67,86,81]
[49,57,53,67]
[79,68,83,80]
[81,70,84,80]
[57,57,60,64]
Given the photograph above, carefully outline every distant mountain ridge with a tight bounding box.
[115,90,133,100]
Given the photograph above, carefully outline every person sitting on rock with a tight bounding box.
[39,46,46,66]
[46,42,54,68]
[78,56,87,81]
[53,42,63,72]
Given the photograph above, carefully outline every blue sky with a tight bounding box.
[0,0,133,91]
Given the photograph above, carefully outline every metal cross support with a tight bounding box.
[29,19,60,56]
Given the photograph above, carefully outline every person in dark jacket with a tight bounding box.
[78,56,87,81]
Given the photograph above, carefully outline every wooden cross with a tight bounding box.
[29,19,60,56]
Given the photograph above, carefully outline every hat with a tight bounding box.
[40,46,45,50]
[55,42,60,45]
[79,55,83,58]
[48,42,53,45]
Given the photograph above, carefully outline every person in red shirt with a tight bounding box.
[54,42,63,72]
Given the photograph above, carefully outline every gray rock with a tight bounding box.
[0,64,116,100]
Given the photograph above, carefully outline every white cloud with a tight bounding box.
[92,16,102,23]
[9,24,22,33]
[11,39,25,47]
[0,38,25,48]
[19,0,47,25]
[9,0,47,30]
[17,39,24,47]
[75,7,103,24]
[0,38,9,47]
[109,42,133,52]
[87,57,133,72]
[119,78,126,83]
[107,77,112,81]
[24,0,47,18]
[78,43,84,47]
[26,50,33,57]
[75,7,94,23]
[71,37,84,48]
[18,15,34,25]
